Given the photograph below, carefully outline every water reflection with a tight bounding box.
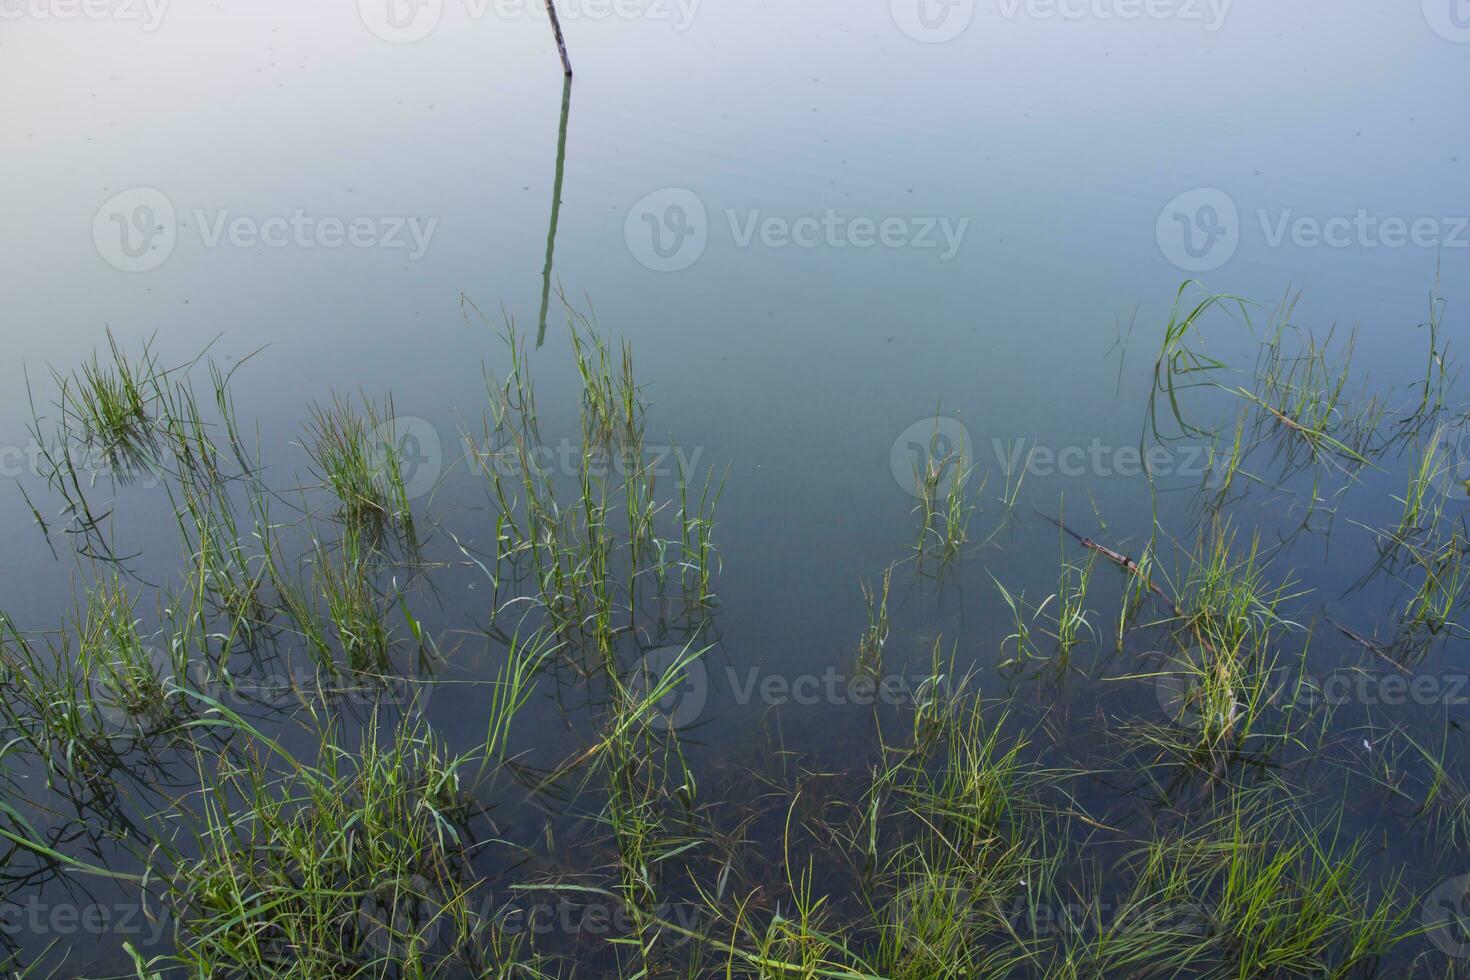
[539,76,573,348]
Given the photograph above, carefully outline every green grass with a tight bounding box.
[1,291,1463,978]
[1122,524,1309,767]
[57,330,162,472]
[1042,796,1408,978]
[910,415,974,569]
[304,392,417,540]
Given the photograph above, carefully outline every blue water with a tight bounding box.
[2,1,1469,974]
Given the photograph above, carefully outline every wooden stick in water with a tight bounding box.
[1036,511,1177,613]
[545,0,573,76]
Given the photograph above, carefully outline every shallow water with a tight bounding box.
[3,2,1470,975]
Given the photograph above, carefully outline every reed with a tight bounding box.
[304,392,416,540]
[3,293,1464,977]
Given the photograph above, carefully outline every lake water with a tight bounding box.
[3,2,1470,975]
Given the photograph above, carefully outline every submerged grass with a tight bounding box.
[304,392,418,541]
[1124,524,1309,768]
[1,288,1463,977]
[910,415,975,569]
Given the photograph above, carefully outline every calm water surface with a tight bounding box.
[3,2,1469,974]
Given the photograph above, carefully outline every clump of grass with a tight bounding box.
[266,526,400,676]
[911,416,974,567]
[1175,525,1298,657]
[1400,529,1469,637]
[314,531,395,672]
[1363,727,1470,855]
[1347,425,1470,644]
[993,574,1042,669]
[1237,322,1382,469]
[1197,406,1253,516]
[55,331,162,472]
[677,451,725,609]
[1116,538,1158,650]
[1145,284,1247,443]
[856,567,892,680]
[0,578,188,766]
[304,393,416,540]
[465,305,721,672]
[1127,525,1306,765]
[77,576,181,737]
[1090,799,1409,977]
[161,711,505,977]
[1041,553,1096,661]
[866,687,1054,978]
[600,688,704,971]
[0,611,116,781]
[569,310,644,453]
[1391,426,1450,541]
[169,456,274,652]
[992,533,1096,671]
